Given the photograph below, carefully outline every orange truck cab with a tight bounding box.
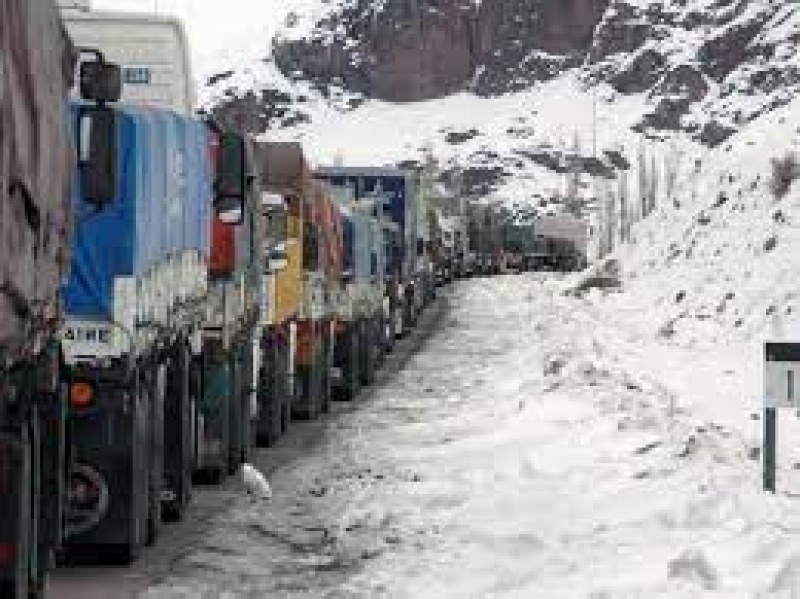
[253,143,338,425]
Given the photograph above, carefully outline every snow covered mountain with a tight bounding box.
[201,0,800,189]
[200,0,800,345]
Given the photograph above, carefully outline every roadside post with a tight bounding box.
[763,342,800,493]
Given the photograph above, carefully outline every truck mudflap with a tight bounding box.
[256,326,291,447]
[195,338,231,484]
[403,282,417,331]
[333,319,361,402]
[162,341,193,521]
[227,336,253,475]
[292,319,327,420]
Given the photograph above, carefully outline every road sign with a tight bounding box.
[765,342,800,408]
[762,342,800,493]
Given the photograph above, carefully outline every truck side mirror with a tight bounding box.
[77,106,118,207]
[216,200,243,225]
[267,242,289,272]
[214,132,247,225]
[79,58,122,104]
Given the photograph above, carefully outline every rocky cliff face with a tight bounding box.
[274,0,478,102]
[475,0,607,95]
[203,0,800,182]
[272,0,609,101]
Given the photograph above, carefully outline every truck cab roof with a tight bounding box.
[60,7,195,114]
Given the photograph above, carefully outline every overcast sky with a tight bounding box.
[91,0,286,74]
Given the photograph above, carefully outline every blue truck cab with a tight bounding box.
[61,102,213,560]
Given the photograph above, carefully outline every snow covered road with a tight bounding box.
[86,277,800,597]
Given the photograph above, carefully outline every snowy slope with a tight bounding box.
[609,93,800,347]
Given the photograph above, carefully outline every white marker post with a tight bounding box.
[763,342,800,493]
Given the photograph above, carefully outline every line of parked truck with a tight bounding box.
[0,2,450,597]
[433,198,589,278]
[0,2,590,597]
